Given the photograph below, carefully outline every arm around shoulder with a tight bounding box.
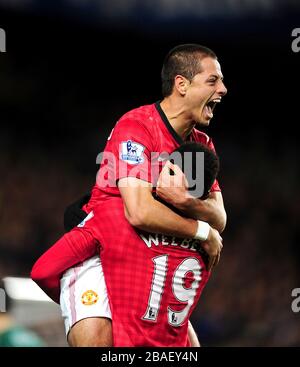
[118,177,199,239]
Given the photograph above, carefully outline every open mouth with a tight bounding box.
[204,98,221,119]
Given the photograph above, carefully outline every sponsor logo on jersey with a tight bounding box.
[120,140,145,165]
[81,290,99,305]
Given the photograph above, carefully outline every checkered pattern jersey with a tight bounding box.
[82,103,219,346]
[88,197,211,346]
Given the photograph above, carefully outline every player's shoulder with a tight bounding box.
[117,103,157,131]
[192,128,212,146]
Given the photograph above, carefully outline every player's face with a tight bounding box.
[184,57,227,126]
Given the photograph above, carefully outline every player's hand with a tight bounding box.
[63,192,91,232]
[201,227,223,271]
[156,161,191,208]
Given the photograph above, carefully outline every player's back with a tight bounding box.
[91,197,210,346]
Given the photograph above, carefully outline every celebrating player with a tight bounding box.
[64,142,220,346]
[31,44,227,346]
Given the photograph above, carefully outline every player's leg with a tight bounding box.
[188,320,201,347]
[68,317,112,347]
[60,255,113,347]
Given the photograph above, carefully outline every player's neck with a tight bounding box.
[160,98,196,141]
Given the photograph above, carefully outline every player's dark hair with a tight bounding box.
[172,141,220,199]
[161,44,217,97]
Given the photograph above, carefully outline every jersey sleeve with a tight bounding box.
[31,229,98,304]
[207,137,221,192]
[98,117,155,188]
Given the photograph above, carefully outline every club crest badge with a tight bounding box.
[81,290,99,305]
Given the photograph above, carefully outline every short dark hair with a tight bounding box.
[161,44,217,97]
[172,141,220,199]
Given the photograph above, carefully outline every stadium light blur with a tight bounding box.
[3,277,53,302]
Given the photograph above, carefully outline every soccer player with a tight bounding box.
[63,142,220,346]
[31,44,227,346]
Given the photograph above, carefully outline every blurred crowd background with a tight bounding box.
[0,0,300,346]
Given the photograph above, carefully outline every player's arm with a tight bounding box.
[31,228,98,303]
[119,177,198,238]
[188,320,201,347]
[118,177,222,271]
[176,191,227,233]
[156,162,226,233]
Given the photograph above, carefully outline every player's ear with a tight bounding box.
[174,75,189,96]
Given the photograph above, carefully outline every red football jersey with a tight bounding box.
[31,102,220,342]
[85,102,220,210]
[80,102,219,346]
[84,197,211,346]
